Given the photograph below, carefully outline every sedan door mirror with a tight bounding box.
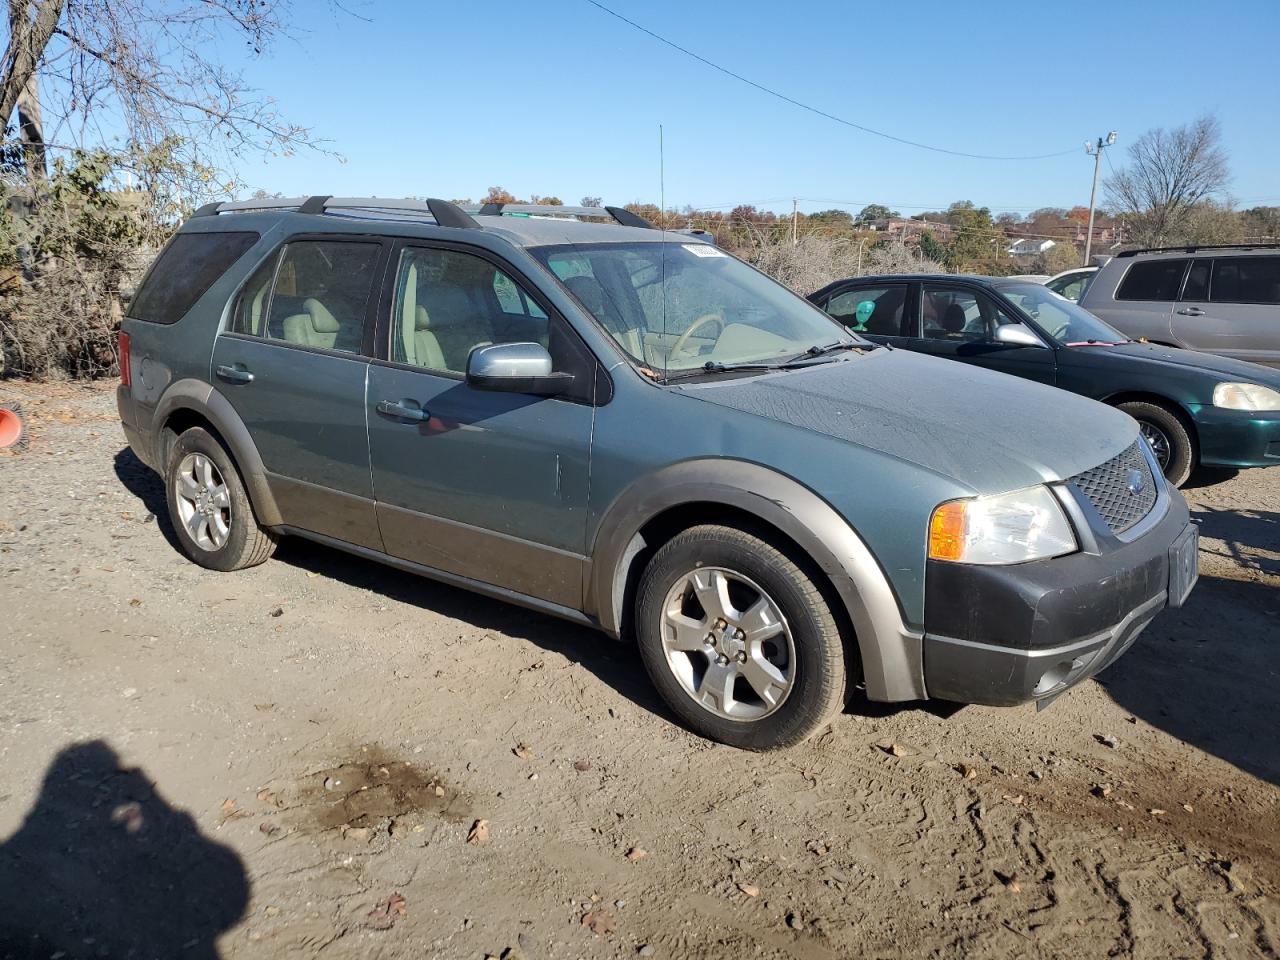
[993,323,1045,348]
[466,342,574,396]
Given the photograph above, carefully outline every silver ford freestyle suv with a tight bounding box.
[116,197,1199,749]
[1080,244,1280,368]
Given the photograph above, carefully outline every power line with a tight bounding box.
[583,0,1079,162]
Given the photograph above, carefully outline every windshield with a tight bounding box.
[999,282,1130,345]
[530,241,857,374]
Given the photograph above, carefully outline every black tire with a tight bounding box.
[1116,401,1195,487]
[165,427,277,571]
[635,524,848,750]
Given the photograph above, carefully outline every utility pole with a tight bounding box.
[1083,131,1117,266]
[792,199,798,246]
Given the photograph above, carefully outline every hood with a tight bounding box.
[675,349,1138,494]
[1067,341,1280,386]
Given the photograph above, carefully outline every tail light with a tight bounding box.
[118,330,132,387]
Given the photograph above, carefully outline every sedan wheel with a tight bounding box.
[660,566,795,720]
[1138,420,1172,471]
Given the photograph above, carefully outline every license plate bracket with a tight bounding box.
[1168,524,1199,608]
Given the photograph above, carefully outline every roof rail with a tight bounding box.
[189,196,481,228]
[463,203,656,230]
[1116,242,1280,258]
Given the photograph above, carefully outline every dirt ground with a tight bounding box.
[1,381,1277,960]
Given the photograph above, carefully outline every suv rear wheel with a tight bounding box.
[635,524,848,749]
[166,427,277,571]
[1116,401,1194,487]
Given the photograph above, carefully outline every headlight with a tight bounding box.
[1213,382,1280,411]
[929,485,1076,565]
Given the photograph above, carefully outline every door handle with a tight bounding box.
[1176,307,1205,316]
[376,399,428,422]
[215,363,254,384]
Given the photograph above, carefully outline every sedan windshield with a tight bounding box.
[530,241,857,374]
[999,282,1130,345]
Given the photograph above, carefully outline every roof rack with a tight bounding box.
[462,202,656,230]
[192,195,481,229]
[1116,242,1280,258]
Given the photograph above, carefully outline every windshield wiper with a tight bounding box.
[663,360,778,381]
[777,340,864,368]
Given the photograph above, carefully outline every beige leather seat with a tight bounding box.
[413,306,446,370]
[282,299,341,350]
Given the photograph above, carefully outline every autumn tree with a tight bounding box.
[2,0,326,196]
[1104,115,1230,247]
[481,186,520,205]
[856,203,898,224]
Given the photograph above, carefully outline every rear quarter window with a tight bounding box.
[1115,259,1188,302]
[1210,256,1280,305]
[128,231,260,324]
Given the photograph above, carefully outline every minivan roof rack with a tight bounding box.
[462,203,656,230]
[191,196,481,229]
[1116,242,1280,258]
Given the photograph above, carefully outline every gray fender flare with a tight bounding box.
[151,379,283,527]
[586,459,925,702]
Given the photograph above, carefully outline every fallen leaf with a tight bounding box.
[573,759,592,772]
[1092,784,1113,798]
[129,598,142,607]
[513,742,534,760]
[366,892,407,929]
[305,571,320,579]
[1149,808,1167,816]
[466,819,490,845]
[256,788,278,806]
[881,742,912,758]
[1002,794,1025,806]
[253,703,276,712]
[997,871,1022,894]
[625,846,647,862]
[957,764,978,780]
[737,882,759,898]
[220,797,238,815]
[581,906,617,936]
[269,607,284,618]
[1094,733,1119,749]
[259,821,280,837]
[1183,803,1194,813]
[1116,799,1135,811]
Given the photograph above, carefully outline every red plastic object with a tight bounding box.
[0,406,23,448]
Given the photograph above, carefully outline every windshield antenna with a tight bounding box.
[659,123,667,376]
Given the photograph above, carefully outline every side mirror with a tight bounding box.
[993,324,1044,348]
[466,342,574,396]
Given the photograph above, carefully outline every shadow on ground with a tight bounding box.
[112,446,675,725]
[1099,571,1280,787]
[1192,504,1280,576]
[0,740,248,960]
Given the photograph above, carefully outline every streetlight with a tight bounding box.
[1083,131,1118,266]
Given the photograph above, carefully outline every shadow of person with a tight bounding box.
[0,741,248,960]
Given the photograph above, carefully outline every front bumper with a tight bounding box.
[922,481,1196,707]
[1189,405,1280,468]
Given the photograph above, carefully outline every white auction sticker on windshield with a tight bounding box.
[682,244,727,258]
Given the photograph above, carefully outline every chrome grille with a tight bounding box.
[1068,441,1158,535]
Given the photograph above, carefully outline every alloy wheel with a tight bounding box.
[1139,420,1172,470]
[174,453,232,551]
[659,566,795,721]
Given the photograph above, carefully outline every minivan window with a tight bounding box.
[129,231,259,324]
[530,242,852,373]
[1210,256,1280,305]
[1115,259,1188,301]
[265,241,379,353]
[391,247,551,374]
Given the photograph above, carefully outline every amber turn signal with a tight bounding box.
[928,501,968,562]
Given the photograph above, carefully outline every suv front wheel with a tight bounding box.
[635,524,849,749]
[165,427,277,571]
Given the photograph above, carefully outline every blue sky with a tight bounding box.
[226,0,1280,217]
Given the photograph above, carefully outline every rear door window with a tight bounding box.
[824,285,908,335]
[920,285,1020,342]
[1115,259,1189,301]
[1210,256,1280,305]
[128,231,259,324]
[1181,259,1211,301]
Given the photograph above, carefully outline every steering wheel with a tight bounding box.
[670,313,725,359]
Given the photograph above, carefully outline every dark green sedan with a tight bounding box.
[808,274,1280,485]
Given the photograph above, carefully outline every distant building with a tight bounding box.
[1008,238,1055,259]
[871,218,955,241]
